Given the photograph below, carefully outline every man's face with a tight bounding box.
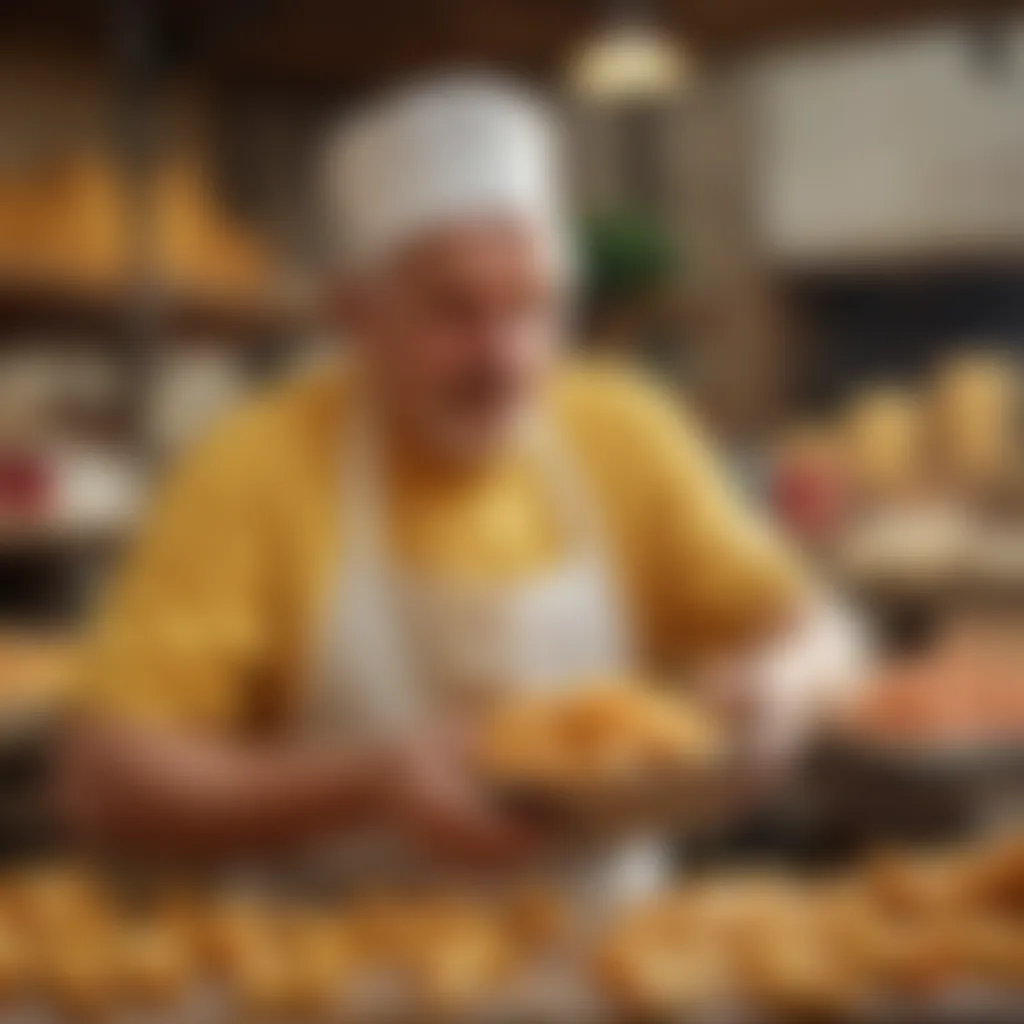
[340,218,563,461]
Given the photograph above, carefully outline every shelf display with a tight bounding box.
[146,349,249,456]
[931,352,1021,501]
[0,149,129,293]
[770,351,1024,605]
[841,385,929,507]
[0,137,297,342]
[770,422,848,545]
[152,151,277,312]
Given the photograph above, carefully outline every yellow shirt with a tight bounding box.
[80,363,806,734]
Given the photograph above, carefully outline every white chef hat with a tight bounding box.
[324,75,570,277]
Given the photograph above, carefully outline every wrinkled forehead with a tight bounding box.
[368,214,570,295]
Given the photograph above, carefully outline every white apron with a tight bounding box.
[303,402,665,899]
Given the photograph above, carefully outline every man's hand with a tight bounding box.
[375,726,542,868]
[700,600,869,783]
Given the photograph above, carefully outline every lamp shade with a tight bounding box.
[569,24,688,102]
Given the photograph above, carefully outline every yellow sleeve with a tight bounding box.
[77,413,275,734]
[619,378,809,659]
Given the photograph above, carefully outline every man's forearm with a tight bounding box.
[55,720,389,858]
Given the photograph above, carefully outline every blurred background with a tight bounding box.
[0,0,1022,841]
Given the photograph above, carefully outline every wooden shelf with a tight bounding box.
[0,279,307,345]
[0,281,128,339]
[0,518,130,555]
[163,286,311,343]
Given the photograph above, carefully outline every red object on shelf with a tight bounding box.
[771,456,847,543]
[0,450,54,518]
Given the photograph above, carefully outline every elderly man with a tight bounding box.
[60,79,860,876]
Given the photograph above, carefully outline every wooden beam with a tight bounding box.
[18,0,1021,90]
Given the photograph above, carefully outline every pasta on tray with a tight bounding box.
[594,833,1024,1019]
[476,679,728,831]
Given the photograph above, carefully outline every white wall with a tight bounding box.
[747,20,1024,266]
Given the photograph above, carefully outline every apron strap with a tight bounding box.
[312,396,632,734]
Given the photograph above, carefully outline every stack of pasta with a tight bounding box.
[476,681,725,831]
[0,833,1019,1021]
[0,871,570,1019]
[0,149,129,291]
[596,832,1024,1019]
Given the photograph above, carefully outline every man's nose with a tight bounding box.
[478,316,536,354]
